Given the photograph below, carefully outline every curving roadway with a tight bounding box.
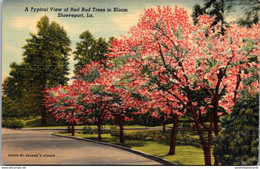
[1,128,163,165]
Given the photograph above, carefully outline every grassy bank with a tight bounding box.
[57,130,214,165]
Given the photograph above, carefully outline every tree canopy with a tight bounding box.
[3,16,71,126]
[73,31,113,74]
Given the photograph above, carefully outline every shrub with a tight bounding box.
[213,93,259,165]
[82,126,110,134]
[124,131,149,140]
[2,118,25,129]
[110,129,201,147]
[181,122,192,128]
[82,126,94,134]
[110,126,120,136]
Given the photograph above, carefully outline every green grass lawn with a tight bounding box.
[21,116,65,127]
[132,142,212,165]
[24,124,162,129]
[22,116,163,129]
[57,131,214,165]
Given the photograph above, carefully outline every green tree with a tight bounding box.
[192,0,259,28]
[237,0,260,27]
[213,93,259,165]
[2,96,23,119]
[3,16,71,126]
[73,31,113,74]
[2,63,27,100]
[192,0,234,26]
[2,63,32,119]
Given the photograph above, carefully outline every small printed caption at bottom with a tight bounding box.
[8,153,55,157]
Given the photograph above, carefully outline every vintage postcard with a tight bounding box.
[2,0,259,167]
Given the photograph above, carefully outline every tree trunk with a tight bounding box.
[212,98,219,165]
[194,120,212,165]
[71,123,75,136]
[185,87,211,165]
[68,123,71,133]
[97,122,102,141]
[214,114,219,166]
[203,145,212,165]
[40,107,47,126]
[163,122,166,132]
[168,114,179,155]
[214,156,219,165]
[162,115,167,132]
[118,116,124,144]
[114,118,117,125]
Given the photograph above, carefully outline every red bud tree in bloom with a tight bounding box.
[74,61,142,143]
[44,62,112,138]
[44,86,84,136]
[73,62,114,140]
[45,61,143,142]
[107,6,259,165]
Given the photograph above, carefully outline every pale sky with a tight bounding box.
[2,0,245,84]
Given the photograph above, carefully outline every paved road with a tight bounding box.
[1,128,162,165]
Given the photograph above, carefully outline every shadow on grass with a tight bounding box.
[82,136,100,140]
[81,136,147,148]
[24,117,41,127]
[82,137,111,142]
[159,154,170,157]
[123,140,146,148]
[24,115,66,127]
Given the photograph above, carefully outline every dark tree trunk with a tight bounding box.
[114,118,117,125]
[41,106,47,126]
[185,86,212,165]
[97,122,102,141]
[194,119,212,165]
[214,157,218,165]
[212,95,220,165]
[214,112,219,166]
[163,122,166,132]
[211,68,225,165]
[68,123,71,133]
[212,97,220,137]
[203,145,212,165]
[71,123,75,136]
[162,115,167,132]
[118,116,124,144]
[168,114,179,155]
